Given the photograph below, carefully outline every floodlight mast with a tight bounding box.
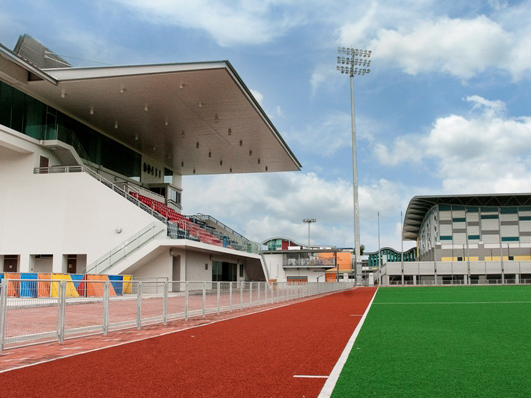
[336,47,371,286]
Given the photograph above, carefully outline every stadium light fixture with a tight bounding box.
[336,47,372,286]
[303,218,316,248]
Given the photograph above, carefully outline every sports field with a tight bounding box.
[331,286,531,398]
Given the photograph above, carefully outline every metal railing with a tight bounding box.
[85,222,166,274]
[192,213,261,253]
[33,166,259,254]
[0,279,355,352]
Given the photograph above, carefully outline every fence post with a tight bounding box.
[185,282,189,321]
[250,282,253,308]
[240,282,243,310]
[0,279,8,353]
[103,281,110,336]
[217,282,220,315]
[229,282,233,312]
[257,282,261,306]
[202,282,206,318]
[58,281,66,344]
[136,281,142,330]
[163,281,168,325]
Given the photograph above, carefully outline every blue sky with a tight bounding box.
[2,0,531,253]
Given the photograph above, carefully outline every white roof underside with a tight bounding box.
[26,62,301,175]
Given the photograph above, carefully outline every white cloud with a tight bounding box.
[374,96,531,193]
[183,172,410,250]
[250,89,264,105]
[369,16,512,79]
[289,112,352,157]
[112,0,301,46]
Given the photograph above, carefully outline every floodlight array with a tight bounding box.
[336,47,372,77]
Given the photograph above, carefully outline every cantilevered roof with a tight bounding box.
[403,193,531,241]
[6,51,301,175]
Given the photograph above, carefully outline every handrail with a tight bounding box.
[192,213,260,251]
[33,165,168,223]
[85,222,165,274]
[32,166,261,254]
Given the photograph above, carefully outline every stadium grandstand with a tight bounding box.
[0,34,301,284]
[376,193,531,285]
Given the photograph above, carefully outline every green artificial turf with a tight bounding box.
[332,286,531,398]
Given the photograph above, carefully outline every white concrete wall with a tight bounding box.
[0,130,161,273]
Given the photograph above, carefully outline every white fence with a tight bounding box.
[0,279,354,352]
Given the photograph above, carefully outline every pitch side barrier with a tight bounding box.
[0,279,355,352]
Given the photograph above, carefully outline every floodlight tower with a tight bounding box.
[303,218,316,248]
[336,47,371,286]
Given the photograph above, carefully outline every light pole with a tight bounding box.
[303,218,316,248]
[336,47,371,286]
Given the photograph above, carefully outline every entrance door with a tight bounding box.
[3,256,18,272]
[67,255,77,273]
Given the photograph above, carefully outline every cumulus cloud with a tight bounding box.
[374,96,531,193]
[183,172,409,247]
[369,16,512,79]
[111,0,301,46]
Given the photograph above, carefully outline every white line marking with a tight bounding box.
[318,288,379,398]
[375,301,531,305]
[294,375,328,379]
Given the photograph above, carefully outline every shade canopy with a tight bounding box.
[403,193,531,241]
[25,61,301,175]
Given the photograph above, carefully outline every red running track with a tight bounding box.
[0,287,376,398]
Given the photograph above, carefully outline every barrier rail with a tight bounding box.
[0,279,354,352]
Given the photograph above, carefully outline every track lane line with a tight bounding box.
[318,287,379,398]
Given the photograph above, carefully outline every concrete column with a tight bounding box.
[19,254,30,273]
[52,254,63,273]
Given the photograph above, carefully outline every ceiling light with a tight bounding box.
[228,128,232,136]
[196,142,199,149]
[220,160,223,166]
[265,166,268,171]
[165,120,168,126]
[239,140,242,147]
[181,130,185,137]
[179,83,185,89]
[120,87,125,94]
[134,134,138,141]
[199,102,203,108]
[208,151,212,158]
[249,150,252,156]
[144,104,149,111]
[114,121,118,129]
[181,161,184,167]
[61,90,66,98]
[90,106,94,115]
[258,158,261,164]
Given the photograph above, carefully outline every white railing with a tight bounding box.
[85,222,166,274]
[0,279,355,352]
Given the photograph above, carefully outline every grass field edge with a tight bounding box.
[317,287,379,398]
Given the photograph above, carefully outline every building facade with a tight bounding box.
[0,35,301,283]
[378,194,531,285]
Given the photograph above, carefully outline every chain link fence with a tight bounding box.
[0,279,355,352]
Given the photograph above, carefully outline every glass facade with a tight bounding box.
[0,81,142,180]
